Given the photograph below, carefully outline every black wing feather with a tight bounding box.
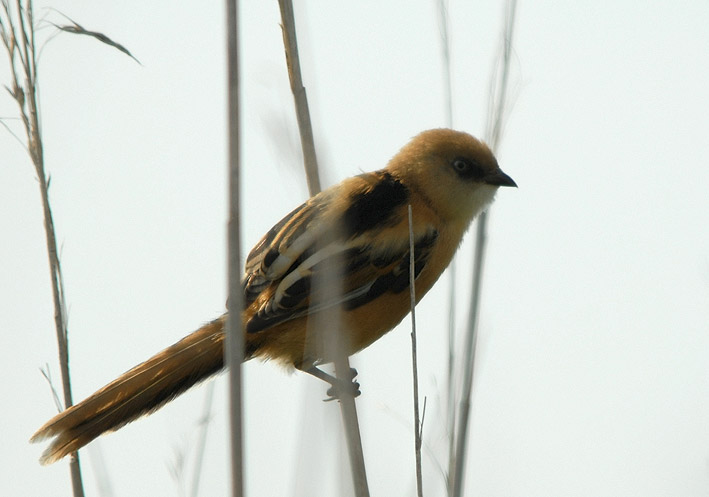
[242,171,435,334]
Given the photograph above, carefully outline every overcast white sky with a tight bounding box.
[1,1,708,496]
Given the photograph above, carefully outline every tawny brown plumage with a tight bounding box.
[31,129,515,465]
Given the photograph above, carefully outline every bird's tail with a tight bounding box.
[30,315,228,465]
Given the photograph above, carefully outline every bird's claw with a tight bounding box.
[323,368,361,401]
[324,379,361,402]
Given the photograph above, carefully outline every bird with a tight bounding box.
[30,128,516,465]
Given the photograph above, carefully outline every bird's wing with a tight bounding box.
[242,171,438,333]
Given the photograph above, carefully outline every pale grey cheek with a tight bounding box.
[465,184,498,218]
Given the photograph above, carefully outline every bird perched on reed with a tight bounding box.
[31,128,516,465]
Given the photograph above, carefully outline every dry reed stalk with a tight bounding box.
[408,205,424,497]
[277,1,370,495]
[451,1,518,496]
[1,1,85,495]
[225,1,245,496]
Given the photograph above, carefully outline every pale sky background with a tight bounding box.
[1,1,708,496]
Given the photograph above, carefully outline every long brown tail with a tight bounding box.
[31,315,228,465]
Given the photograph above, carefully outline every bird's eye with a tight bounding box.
[452,158,471,172]
[450,157,485,180]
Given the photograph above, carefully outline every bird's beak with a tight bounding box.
[485,169,517,188]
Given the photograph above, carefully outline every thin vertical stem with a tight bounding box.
[408,206,424,497]
[225,1,244,496]
[278,0,321,196]
[451,212,486,497]
[451,1,517,496]
[438,0,453,128]
[277,2,369,495]
[332,356,370,497]
[437,1,458,492]
[2,2,84,494]
[190,382,215,497]
[486,0,517,152]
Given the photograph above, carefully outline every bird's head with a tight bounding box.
[387,128,516,223]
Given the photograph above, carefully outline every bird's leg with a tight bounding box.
[300,365,361,401]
